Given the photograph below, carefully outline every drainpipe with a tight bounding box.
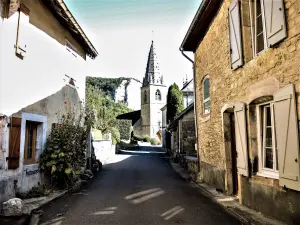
[180,48,200,173]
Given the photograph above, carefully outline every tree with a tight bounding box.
[166,83,184,123]
[85,85,132,143]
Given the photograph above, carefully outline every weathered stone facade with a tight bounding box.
[182,0,300,223]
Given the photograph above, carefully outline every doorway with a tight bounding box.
[222,105,238,196]
[229,113,238,195]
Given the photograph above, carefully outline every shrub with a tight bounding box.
[150,138,159,146]
[117,120,132,140]
[39,111,89,189]
[133,135,144,142]
[143,135,151,143]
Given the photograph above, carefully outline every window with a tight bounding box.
[144,90,147,104]
[257,103,278,178]
[253,0,266,54]
[249,0,287,56]
[155,89,161,101]
[24,121,38,165]
[203,76,210,114]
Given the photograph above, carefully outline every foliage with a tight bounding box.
[143,135,151,143]
[150,138,159,146]
[167,83,184,123]
[86,76,131,101]
[110,127,120,145]
[39,108,90,189]
[85,85,132,140]
[117,120,132,140]
[15,185,52,199]
[117,141,138,150]
[133,135,144,142]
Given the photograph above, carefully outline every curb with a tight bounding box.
[169,161,286,225]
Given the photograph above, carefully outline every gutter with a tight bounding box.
[180,47,200,173]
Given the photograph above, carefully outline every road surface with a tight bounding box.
[38,145,241,225]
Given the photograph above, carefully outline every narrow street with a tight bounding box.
[38,145,241,225]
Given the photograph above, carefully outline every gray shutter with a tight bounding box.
[228,0,243,70]
[234,102,249,176]
[262,0,287,47]
[273,84,300,191]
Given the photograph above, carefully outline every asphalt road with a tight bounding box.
[38,145,242,225]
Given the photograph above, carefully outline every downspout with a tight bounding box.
[180,48,200,173]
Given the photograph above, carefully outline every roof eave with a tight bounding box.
[180,0,223,52]
[42,0,98,59]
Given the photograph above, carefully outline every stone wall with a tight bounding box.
[181,120,196,155]
[193,0,300,222]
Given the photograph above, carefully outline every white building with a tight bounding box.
[0,0,97,203]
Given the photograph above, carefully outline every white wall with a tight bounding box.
[0,11,88,116]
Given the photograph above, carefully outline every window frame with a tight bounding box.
[144,90,147,104]
[24,121,38,165]
[249,0,268,56]
[203,76,210,115]
[256,101,279,179]
[155,89,161,101]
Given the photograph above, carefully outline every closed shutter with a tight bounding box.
[273,84,300,191]
[8,117,21,169]
[228,0,243,70]
[234,102,249,176]
[262,0,287,47]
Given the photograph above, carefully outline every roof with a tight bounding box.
[181,79,193,91]
[143,41,163,86]
[167,102,194,130]
[180,0,223,52]
[116,110,141,126]
[42,0,98,59]
[160,104,167,111]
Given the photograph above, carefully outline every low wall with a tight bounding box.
[93,140,115,163]
[199,161,225,192]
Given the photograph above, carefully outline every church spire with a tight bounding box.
[143,40,163,86]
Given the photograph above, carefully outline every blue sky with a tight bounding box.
[64,0,199,88]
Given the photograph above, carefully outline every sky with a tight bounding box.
[0,0,200,115]
[64,0,199,88]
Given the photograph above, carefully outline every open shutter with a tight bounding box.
[15,4,30,59]
[8,117,21,169]
[262,0,287,47]
[234,102,249,176]
[273,84,300,191]
[228,0,243,70]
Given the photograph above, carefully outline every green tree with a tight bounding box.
[166,83,184,123]
[85,85,132,143]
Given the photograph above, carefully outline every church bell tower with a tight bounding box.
[140,41,167,138]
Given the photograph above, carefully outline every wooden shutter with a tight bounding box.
[228,0,243,70]
[8,117,21,169]
[262,0,287,47]
[15,4,30,59]
[234,102,249,176]
[273,84,300,191]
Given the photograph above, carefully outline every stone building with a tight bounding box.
[0,0,97,203]
[180,0,300,223]
[140,41,167,138]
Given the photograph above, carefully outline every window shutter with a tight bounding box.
[15,5,30,59]
[262,0,287,47]
[228,0,243,70]
[8,117,21,169]
[273,84,300,191]
[234,102,249,176]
